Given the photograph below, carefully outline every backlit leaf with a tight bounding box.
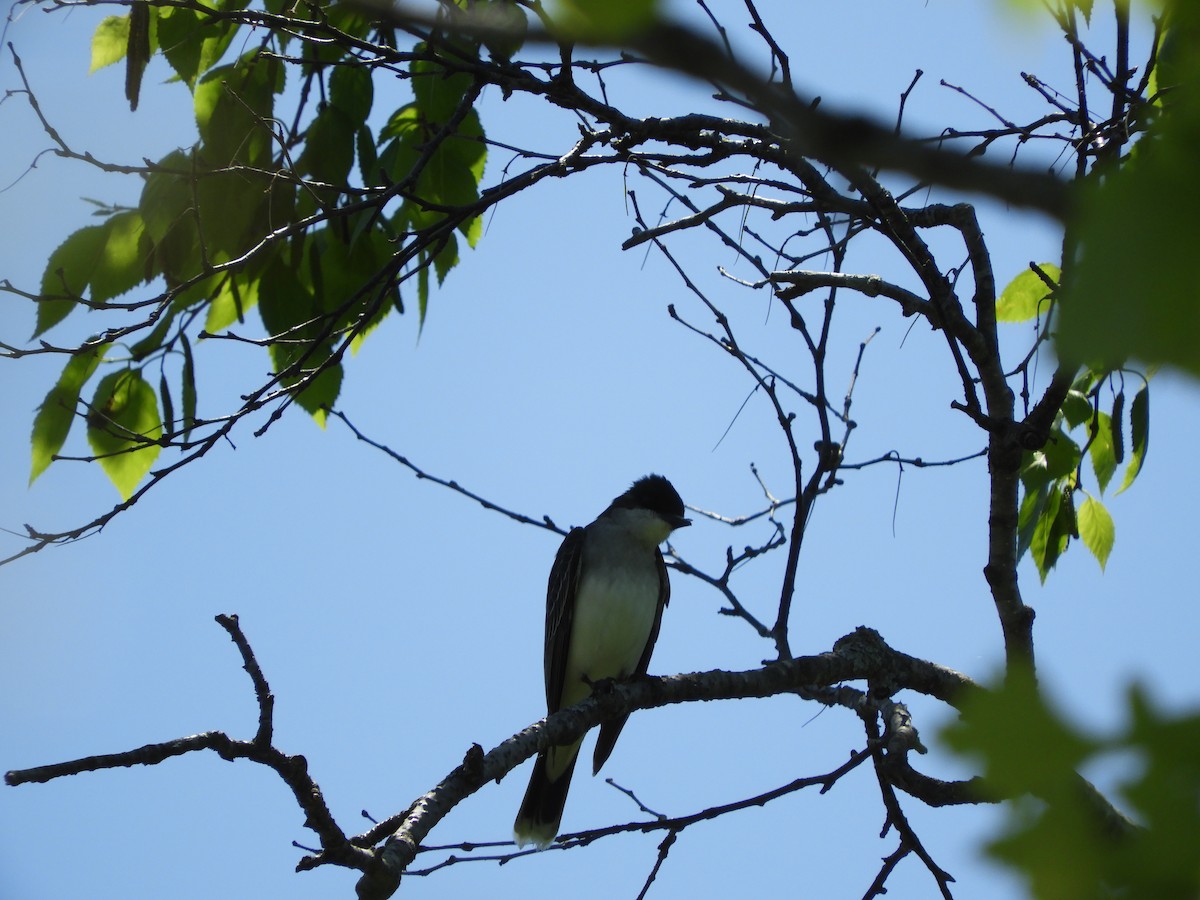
[30,344,108,484]
[996,263,1059,323]
[86,369,163,499]
[1078,495,1115,571]
[89,211,150,304]
[36,226,107,335]
[91,15,130,73]
[1088,411,1117,494]
[330,64,374,125]
[157,6,235,89]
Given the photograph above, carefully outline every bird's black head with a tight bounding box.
[611,474,691,530]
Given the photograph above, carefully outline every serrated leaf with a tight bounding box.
[299,105,356,186]
[330,64,374,125]
[86,369,163,499]
[1078,495,1114,571]
[36,226,107,335]
[1017,480,1049,561]
[1088,411,1117,494]
[1057,35,1200,379]
[996,263,1060,323]
[35,209,150,321]
[943,665,1094,798]
[944,666,1105,900]
[1024,429,1081,487]
[91,14,130,73]
[294,362,342,426]
[258,257,342,423]
[140,151,198,285]
[1030,486,1071,582]
[1117,385,1150,494]
[30,344,108,484]
[427,109,487,197]
[1061,388,1093,430]
[195,54,281,166]
[432,233,459,286]
[156,6,235,90]
[411,53,474,124]
[206,273,261,332]
[90,210,150,304]
[357,123,380,186]
[460,210,483,248]
[380,103,423,143]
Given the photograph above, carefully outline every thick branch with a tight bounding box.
[351,627,978,896]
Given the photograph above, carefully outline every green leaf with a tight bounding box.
[1021,429,1080,491]
[1078,495,1115,570]
[156,6,235,90]
[195,54,281,166]
[330,64,374,125]
[357,123,380,186]
[86,369,163,500]
[1030,486,1072,582]
[1017,480,1049,561]
[460,208,484,249]
[206,273,261,332]
[996,263,1059,323]
[30,344,108,484]
[91,15,130,73]
[36,225,107,335]
[1117,385,1150,494]
[1061,388,1093,429]
[1088,411,1117,494]
[943,666,1094,799]
[140,151,199,285]
[294,361,342,425]
[1057,5,1200,381]
[299,105,356,186]
[947,673,1200,899]
[1116,687,1200,894]
[550,0,659,40]
[411,53,474,124]
[257,257,342,424]
[90,211,150,304]
[944,668,1103,896]
[380,103,422,144]
[34,210,150,320]
[432,233,459,285]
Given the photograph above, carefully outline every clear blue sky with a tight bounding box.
[2,2,1195,898]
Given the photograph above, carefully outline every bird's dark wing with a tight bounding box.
[591,547,670,774]
[544,527,586,713]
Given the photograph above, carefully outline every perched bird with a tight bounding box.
[513,475,690,849]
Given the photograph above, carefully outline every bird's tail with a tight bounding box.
[513,749,580,849]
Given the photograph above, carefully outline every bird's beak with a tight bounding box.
[668,515,692,530]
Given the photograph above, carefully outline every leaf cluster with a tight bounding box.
[31,0,491,496]
[946,673,1200,899]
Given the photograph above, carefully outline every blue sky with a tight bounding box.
[2,2,1196,898]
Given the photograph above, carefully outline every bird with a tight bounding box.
[513,474,691,849]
